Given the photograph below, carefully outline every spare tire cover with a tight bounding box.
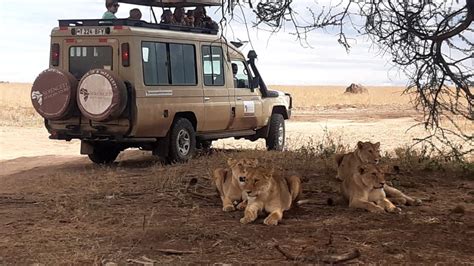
[77,69,127,122]
[31,68,78,120]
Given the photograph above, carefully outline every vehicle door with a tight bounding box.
[201,44,232,131]
[230,60,262,130]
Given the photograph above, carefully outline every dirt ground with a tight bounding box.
[0,108,473,264]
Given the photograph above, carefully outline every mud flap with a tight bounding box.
[153,137,169,158]
[80,140,94,155]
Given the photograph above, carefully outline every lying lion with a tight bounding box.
[239,167,302,225]
[335,141,420,206]
[342,163,400,213]
[212,158,258,212]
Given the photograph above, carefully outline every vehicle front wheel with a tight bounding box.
[88,145,120,164]
[266,113,285,151]
[168,118,196,163]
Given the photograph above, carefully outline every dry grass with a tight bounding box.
[1,83,414,126]
[269,85,413,109]
[0,83,43,127]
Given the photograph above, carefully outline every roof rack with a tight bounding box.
[58,19,218,35]
[118,0,221,7]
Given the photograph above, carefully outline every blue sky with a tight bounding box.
[0,0,408,85]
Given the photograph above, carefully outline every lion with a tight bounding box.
[335,141,421,206]
[341,163,400,213]
[212,158,258,212]
[238,167,302,225]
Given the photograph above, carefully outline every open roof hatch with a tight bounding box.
[118,0,222,7]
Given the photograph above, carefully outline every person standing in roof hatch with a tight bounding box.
[128,8,142,20]
[102,0,120,19]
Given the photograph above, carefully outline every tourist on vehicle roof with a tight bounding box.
[161,10,173,24]
[193,6,218,30]
[186,10,195,26]
[172,7,190,26]
[102,0,120,19]
[128,8,142,20]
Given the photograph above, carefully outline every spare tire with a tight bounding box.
[31,68,78,120]
[77,69,127,122]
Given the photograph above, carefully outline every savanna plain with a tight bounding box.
[0,83,473,264]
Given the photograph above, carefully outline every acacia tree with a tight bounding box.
[223,0,473,159]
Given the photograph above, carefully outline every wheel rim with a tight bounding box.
[278,122,284,147]
[177,129,191,156]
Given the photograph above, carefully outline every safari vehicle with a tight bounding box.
[31,0,292,164]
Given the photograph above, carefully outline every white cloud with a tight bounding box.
[0,0,407,85]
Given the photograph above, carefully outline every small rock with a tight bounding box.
[452,205,465,214]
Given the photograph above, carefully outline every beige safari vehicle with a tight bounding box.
[31,0,292,164]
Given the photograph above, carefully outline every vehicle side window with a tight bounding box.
[231,60,250,88]
[202,45,224,86]
[142,41,196,86]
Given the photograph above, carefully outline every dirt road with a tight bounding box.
[0,106,425,162]
[0,109,472,264]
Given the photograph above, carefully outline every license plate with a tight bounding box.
[75,28,106,36]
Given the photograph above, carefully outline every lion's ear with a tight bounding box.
[374,142,381,149]
[263,169,274,179]
[252,159,259,166]
[357,141,364,149]
[227,158,236,167]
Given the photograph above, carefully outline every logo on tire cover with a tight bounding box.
[80,88,89,102]
[31,91,43,106]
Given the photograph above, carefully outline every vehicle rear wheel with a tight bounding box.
[266,113,285,151]
[88,145,120,164]
[168,118,196,163]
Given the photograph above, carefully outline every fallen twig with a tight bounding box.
[296,199,328,206]
[187,190,218,198]
[211,240,223,248]
[184,178,218,198]
[274,244,360,263]
[0,200,37,205]
[321,249,361,264]
[274,244,297,260]
[155,248,197,255]
[140,256,157,263]
[126,258,153,265]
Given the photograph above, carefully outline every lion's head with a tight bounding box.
[356,141,381,164]
[356,163,386,190]
[238,167,273,197]
[227,158,259,185]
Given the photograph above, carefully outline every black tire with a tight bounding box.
[266,113,285,151]
[88,145,120,164]
[168,118,196,163]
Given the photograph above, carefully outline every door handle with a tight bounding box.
[236,97,242,101]
[204,97,210,101]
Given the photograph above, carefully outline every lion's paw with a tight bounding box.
[223,205,235,212]
[387,206,402,213]
[263,216,279,226]
[240,217,252,224]
[369,205,386,213]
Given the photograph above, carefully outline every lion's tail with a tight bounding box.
[335,153,345,167]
